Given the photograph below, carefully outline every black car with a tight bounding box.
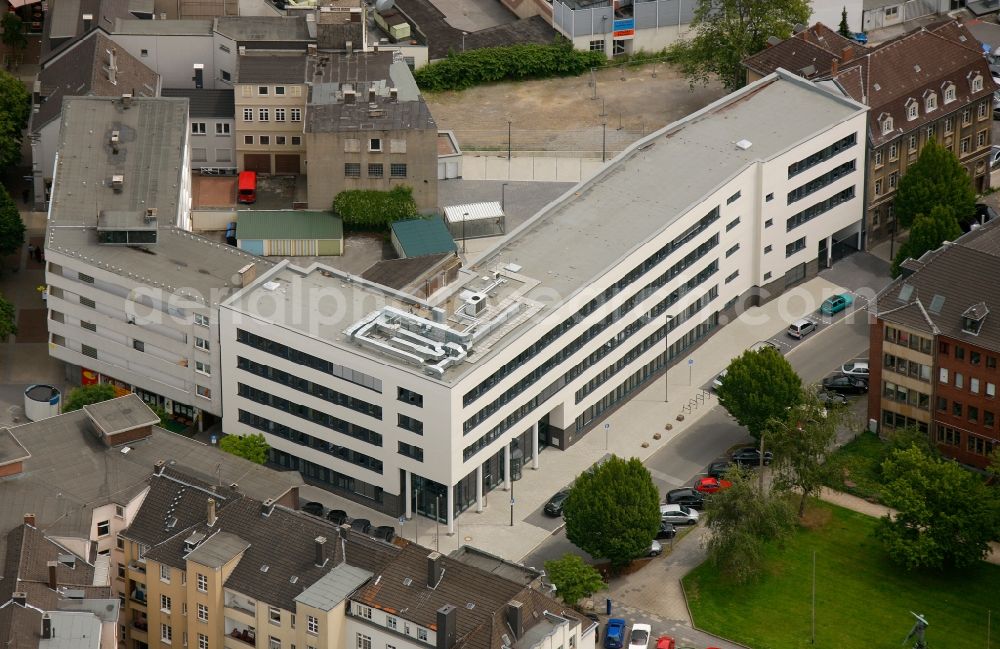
[731,447,773,467]
[665,487,706,509]
[543,489,571,517]
[707,460,732,479]
[372,525,396,543]
[326,509,350,525]
[817,390,849,407]
[822,374,868,395]
[350,518,372,534]
[655,521,677,540]
[301,501,324,517]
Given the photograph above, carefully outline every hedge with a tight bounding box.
[332,186,418,231]
[414,42,606,92]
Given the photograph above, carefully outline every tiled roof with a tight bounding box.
[742,22,866,78]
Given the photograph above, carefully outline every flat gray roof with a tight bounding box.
[112,17,213,34]
[214,16,311,41]
[294,563,373,611]
[38,611,102,649]
[83,393,159,436]
[0,429,30,466]
[185,531,250,567]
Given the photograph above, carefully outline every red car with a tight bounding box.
[655,637,675,649]
[694,476,732,494]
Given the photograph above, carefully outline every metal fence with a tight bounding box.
[450,126,650,157]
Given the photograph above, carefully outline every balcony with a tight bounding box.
[224,591,256,622]
[130,612,149,642]
[128,580,147,609]
[225,619,256,648]
[128,560,147,576]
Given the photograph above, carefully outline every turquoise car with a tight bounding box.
[820,293,853,315]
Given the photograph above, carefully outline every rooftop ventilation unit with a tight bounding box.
[121,93,132,108]
[465,293,487,315]
[144,208,157,223]
[735,139,752,150]
[389,87,398,102]
[110,130,120,153]
[111,175,124,192]
[343,89,357,104]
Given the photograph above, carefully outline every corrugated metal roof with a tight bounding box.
[443,202,504,223]
[236,210,343,241]
[391,215,456,258]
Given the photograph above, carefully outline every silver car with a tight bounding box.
[659,504,700,526]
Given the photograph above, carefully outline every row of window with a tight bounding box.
[398,441,424,461]
[882,381,930,410]
[880,409,929,433]
[344,137,406,154]
[242,135,301,146]
[883,353,931,382]
[238,409,384,474]
[236,356,382,419]
[884,326,933,355]
[398,413,423,434]
[461,207,721,407]
[191,122,230,136]
[938,368,997,397]
[786,186,856,232]
[242,107,302,122]
[354,603,428,641]
[241,84,302,97]
[237,384,383,448]
[785,236,806,257]
[880,89,986,135]
[936,398,997,428]
[345,163,407,178]
[937,425,996,456]
[939,341,999,368]
[787,133,857,178]
[236,329,382,392]
[787,160,856,205]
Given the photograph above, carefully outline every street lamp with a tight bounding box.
[664,314,674,403]
[462,31,467,52]
[461,212,469,254]
[501,183,508,213]
[509,455,515,527]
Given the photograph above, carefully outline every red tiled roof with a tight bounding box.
[742,22,866,78]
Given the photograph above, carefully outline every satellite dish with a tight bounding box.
[375,0,394,12]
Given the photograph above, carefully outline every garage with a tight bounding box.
[275,154,300,174]
[244,154,271,174]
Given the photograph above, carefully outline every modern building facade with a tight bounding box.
[220,69,868,527]
[869,219,1000,469]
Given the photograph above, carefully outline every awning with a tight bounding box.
[7,0,42,8]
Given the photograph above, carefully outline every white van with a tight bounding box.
[787,318,816,339]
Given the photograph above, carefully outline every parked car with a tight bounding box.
[647,540,663,557]
[543,489,571,517]
[817,391,848,407]
[748,340,779,353]
[373,526,396,543]
[731,447,773,467]
[820,293,854,315]
[656,521,677,540]
[694,476,732,493]
[665,487,706,509]
[349,518,372,534]
[850,31,868,44]
[707,460,732,479]
[301,501,324,517]
[991,145,1000,168]
[655,637,676,649]
[787,318,817,339]
[840,361,869,377]
[604,619,627,649]
[822,374,868,394]
[659,504,700,526]
[629,624,651,649]
[326,509,350,525]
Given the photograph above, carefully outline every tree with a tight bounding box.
[332,187,418,230]
[704,467,796,583]
[894,139,976,230]
[63,383,118,412]
[838,7,851,38]
[563,455,661,568]
[543,554,606,606]
[219,433,270,465]
[0,70,30,169]
[876,446,1000,570]
[669,0,812,90]
[0,183,25,261]
[716,346,802,440]
[891,206,962,277]
[768,390,841,517]
[1,13,27,53]
[0,294,16,342]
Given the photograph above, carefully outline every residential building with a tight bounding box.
[743,23,867,85]
[45,96,269,424]
[220,69,867,526]
[29,29,161,210]
[234,52,308,174]
[869,218,1000,469]
[162,88,238,171]
[120,463,589,649]
[745,20,997,249]
[304,50,439,209]
[41,0,149,57]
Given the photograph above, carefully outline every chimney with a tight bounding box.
[110,130,120,154]
[344,89,356,104]
[368,87,376,103]
[831,59,839,75]
[435,604,457,649]
[426,551,443,587]
[206,498,217,526]
[82,13,93,31]
[346,40,353,55]
[314,536,327,567]
[506,600,524,639]
[261,499,275,517]
[389,87,398,102]
[121,93,133,109]
[41,613,53,639]
[307,43,318,57]
[841,46,854,62]
[47,561,58,590]
[24,513,36,527]
[12,592,26,607]
[154,459,165,475]
[238,262,257,287]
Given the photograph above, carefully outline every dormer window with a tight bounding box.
[970,73,983,93]
[881,114,894,135]
[906,99,919,120]
[944,83,957,103]
[924,91,937,112]
[962,302,989,335]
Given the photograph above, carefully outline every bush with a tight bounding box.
[414,42,605,92]
[332,186,418,231]
[63,384,117,412]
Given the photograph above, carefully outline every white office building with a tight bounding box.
[219,69,868,529]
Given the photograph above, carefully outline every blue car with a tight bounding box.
[604,618,627,649]
[820,293,854,315]
[852,32,868,45]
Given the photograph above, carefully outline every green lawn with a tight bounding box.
[683,501,999,649]
[822,432,886,501]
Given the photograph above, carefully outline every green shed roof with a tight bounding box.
[236,210,343,241]
[391,215,457,258]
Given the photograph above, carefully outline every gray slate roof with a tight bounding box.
[161,88,236,118]
[215,16,311,42]
[236,53,307,84]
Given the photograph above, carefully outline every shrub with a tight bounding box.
[332,186,418,231]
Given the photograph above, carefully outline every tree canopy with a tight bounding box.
[876,446,1000,570]
[332,187,417,231]
[894,139,976,230]
[670,0,812,90]
[563,455,661,568]
[0,294,16,342]
[0,71,30,169]
[716,346,802,439]
[838,7,851,38]
[543,554,606,606]
[219,433,270,465]
[63,384,118,412]
[0,183,25,261]
[891,206,962,277]
[1,13,27,52]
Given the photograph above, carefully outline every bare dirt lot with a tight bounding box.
[424,62,727,154]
